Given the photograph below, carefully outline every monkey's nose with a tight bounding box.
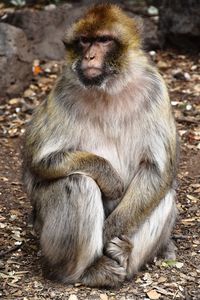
[84,50,96,60]
[85,54,95,61]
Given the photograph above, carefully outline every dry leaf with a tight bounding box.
[157,276,167,283]
[147,289,161,299]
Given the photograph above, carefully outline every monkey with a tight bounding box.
[23,4,178,288]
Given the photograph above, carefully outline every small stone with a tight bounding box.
[186,103,192,110]
[149,50,156,57]
[175,262,184,268]
[184,72,191,81]
[0,222,7,229]
[68,295,78,300]
[23,89,36,98]
[74,282,82,287]
[9,98,22,105]
[44,4,56,11]
[100,294,108,300]
[148,6,159,15]
[50,291,56,298]
[191,65,197,70]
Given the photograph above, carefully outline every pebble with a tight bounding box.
[68,295,78,300]
[100,294,108,300]
[148,6,159,15]
[184,72,191,81]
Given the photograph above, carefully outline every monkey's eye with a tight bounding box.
[96,36,113,44]
[79,36,92,46]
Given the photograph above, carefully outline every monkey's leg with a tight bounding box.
[37,175,128,287]
[38,174,104,283]
[126,189,177,278]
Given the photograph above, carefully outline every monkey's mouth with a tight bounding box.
[82,67,102,78]
[76,65,106,87]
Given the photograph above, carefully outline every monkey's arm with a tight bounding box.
[103,149,176,242]
[29,151,124,200]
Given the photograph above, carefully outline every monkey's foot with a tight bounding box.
[80,255,126,288]
[105,235,133,269]
[161,239,176,260]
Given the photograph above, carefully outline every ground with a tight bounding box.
[0,50,199,300]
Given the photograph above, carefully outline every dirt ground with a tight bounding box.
[0,50,199,299]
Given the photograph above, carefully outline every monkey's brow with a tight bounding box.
[79,35,115,44]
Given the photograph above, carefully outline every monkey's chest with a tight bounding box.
[80,130,136,185]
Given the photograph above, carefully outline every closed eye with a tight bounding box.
[79,36,92,46]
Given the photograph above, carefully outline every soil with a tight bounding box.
[0,50,199,299]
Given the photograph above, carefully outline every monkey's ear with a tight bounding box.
[62,39,68,49]
[132,16,144,48]
[62,36,75,49]
[133,16,144,37]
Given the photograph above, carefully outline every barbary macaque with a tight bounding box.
[23,4,178,288]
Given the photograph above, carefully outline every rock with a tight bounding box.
[3,4,84,61]
[2,3,160,61]
[0,23,33,100]
[143,18,159,50]
[159,0,200,51]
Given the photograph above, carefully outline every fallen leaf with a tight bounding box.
[157,276,167,283]
[147,289,161,299]
[187,194,199,202]
[162,260,177,267]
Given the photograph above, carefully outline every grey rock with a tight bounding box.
[159,0,200,51]
[0,23,33,99]
[2,4,84,61]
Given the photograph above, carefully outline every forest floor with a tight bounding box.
[0,50,199,300]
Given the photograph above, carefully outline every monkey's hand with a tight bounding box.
[103,215,125,245]
[105,236,133,270]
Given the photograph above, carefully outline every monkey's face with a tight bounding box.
[70,35,121,87]
[64,4,141,90]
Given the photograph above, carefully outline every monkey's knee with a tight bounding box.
[41,175,104,283]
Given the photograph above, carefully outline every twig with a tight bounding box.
[173,234,189,240]
[172,289,179,299]
[0,243,23,258]
[176,116,200,125]
[185,259,199,269]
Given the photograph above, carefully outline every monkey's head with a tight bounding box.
[63,4,142,92]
